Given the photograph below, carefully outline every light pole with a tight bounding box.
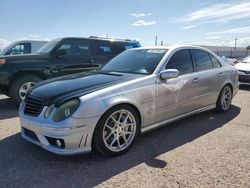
[234,38,238,51]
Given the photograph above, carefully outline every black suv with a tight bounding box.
[0,37,141,105]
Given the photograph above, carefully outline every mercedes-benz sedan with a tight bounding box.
[19,45,239,156]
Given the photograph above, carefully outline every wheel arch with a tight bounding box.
[97,101,143,133]
[221,82,233,94]
[9,70,45,86]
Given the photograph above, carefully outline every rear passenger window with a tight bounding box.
[210,54,222,68]
[192,50,213,71]
[95,41,114,55]
[165,49,194,75]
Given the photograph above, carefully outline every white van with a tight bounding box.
[0,40,49,56]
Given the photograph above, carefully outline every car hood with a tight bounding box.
[28,71,144,106]
[235,62,250,71]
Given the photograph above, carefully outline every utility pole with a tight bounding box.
[234,38,238,51]
[161,41,163,46]
[155,35,158,46]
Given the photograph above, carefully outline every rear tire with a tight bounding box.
[9,75,42,106]
[215,85,232,113]
[93,105,140,157]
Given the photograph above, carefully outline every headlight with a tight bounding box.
[44,99,80,122]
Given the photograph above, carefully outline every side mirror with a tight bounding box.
[56,49,67,58]
[160,69,180,80]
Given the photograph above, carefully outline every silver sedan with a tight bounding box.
[19,45,239,156]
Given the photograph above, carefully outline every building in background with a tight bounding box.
[201,45,249,58]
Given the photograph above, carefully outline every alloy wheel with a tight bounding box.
[102,109,137,152]
[221,86,232,111]
[19,82,35,100]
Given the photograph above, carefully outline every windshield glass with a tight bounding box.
[242,56,250,63]
[37,38,61,54]
[101,49,167,75]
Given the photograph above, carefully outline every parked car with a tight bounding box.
[220,56,236,66]
[235,55,250,85]
[0,37,141,104]
[0,40,48,56]
[19,45,239,156]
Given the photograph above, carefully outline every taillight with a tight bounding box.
[0,59,6,65]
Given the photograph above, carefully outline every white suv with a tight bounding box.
[0,40,48,56]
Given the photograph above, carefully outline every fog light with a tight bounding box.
[45,136,65,149]
[56,139,62,148]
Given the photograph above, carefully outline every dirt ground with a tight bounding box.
[0,86,250,188]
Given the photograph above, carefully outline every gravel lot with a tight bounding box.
[0,87,250,188]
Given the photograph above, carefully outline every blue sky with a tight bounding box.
[1,0,250,49]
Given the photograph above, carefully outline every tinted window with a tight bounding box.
[165,49,194,74]
[102,49,167,75]
[8,43,31,55]
[114,41,141,50]
[95,41,114,55]
[57,39,90,58]
[192,49,213,71]
[210,54,222,68]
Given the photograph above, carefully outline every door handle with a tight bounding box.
[218,72,225,77]
[192,78,200,84]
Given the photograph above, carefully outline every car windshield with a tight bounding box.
[37,38,61,54]
[101,49,167,75]
[242,56,250,63]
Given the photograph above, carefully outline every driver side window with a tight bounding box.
[165,49,194,75]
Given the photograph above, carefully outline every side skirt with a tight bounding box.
[141,104,216,134]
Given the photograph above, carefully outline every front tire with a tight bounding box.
[9,75,42,106]
[215,85,232,113]
[93,105,140,157]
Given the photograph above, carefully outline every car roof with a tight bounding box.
[133,45,211,51]
[57,37,135,43]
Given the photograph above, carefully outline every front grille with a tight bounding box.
[239,70,250,74]
[24,95,44,116]
[239,75,250,83]
[23,128,39,142]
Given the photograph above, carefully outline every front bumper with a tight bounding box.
[19,103,100,155]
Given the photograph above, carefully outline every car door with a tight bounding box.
[191,49,222,107]
[156,49,200,122]
[50,39,99,77]
[93,40,118,66]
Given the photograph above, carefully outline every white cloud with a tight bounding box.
[28,34,40,38]
[131,13,152,18]
[133,20,156,27]
[206,36,221,40]
[0,39,11,50]
[181,25,196,30]
[176,1,250,23]
[206,26,250,35]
